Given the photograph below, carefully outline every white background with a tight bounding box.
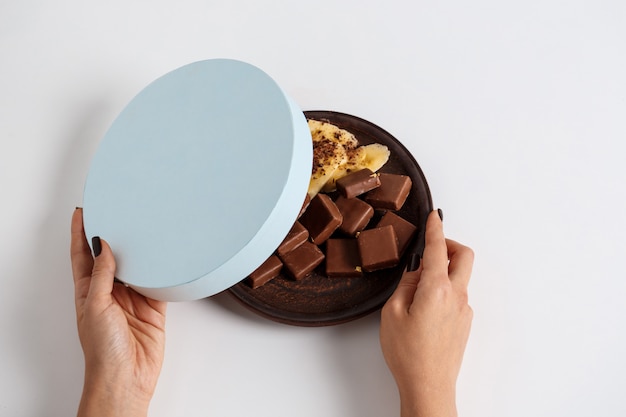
[1,1,625,416]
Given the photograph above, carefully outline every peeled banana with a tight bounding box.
[307,119,390,197]
[359,143,391,173]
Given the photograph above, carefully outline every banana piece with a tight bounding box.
[321,146,366,192]
[359,143,390,173]
[308,136,347,197]
[308,120,358,148]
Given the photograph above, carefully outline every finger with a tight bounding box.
[70,208,93,301]
[420,210,448,279]
[87,237,116,299]
[447,239,474,291]
[386,266,423,310]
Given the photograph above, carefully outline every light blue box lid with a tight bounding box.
[83,59,312,301]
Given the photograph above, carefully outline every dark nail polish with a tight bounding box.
[75,206,82,210]
[92,236,102,257]
[407,253,421,271]
[437,208,444,221]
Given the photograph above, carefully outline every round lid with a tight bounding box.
[83,59,312,301]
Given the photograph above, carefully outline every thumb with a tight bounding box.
[387,262,423,310]
[88,236,116,298]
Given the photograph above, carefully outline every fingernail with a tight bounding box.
[92,236,102,257]
[75,206,82,210]
[407,253,421,271]
[437,208,444,221]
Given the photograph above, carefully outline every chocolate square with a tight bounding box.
[277,221,309,257]
[299,193,343,244]
[281,241,325,280]
[376,211,417,256]
[325,239,363,278]
[336,168,381,198]
[247,255,283,289]
[364,173,412,210]
[357,225,399,272]
[334,195,374,236]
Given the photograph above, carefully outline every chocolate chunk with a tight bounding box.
[336,168,381,198]
[357,225,399,272]
[364,173,412,210]
[281,241,325,280]
[299,193,343,244]
[325,239,363,278]
[247,255,283,289]
[334,196,374,236]
[277,221,309,257]
[376,211,417,256]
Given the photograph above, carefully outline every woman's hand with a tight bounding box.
[380,210,474,417]
[70,208,167,417]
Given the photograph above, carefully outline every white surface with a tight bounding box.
[1,1,625,416]
[83,59,312,300]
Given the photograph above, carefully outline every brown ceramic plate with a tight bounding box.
[227,111,432,326]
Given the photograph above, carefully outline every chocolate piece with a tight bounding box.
[277,221,309,257]
[299,193,343,244]
[334,196,374,236]
[325,239,363,278]
[247,255,283,289]
[336,168,381,198]
[357,225,400,272]
[376,211,417,256]
[364,173,412,210]
[281,241,325,280]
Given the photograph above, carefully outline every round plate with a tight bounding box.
[227,111,433,326]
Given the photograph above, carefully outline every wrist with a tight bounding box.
[398,383,457,417]
[78,372,152,417]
